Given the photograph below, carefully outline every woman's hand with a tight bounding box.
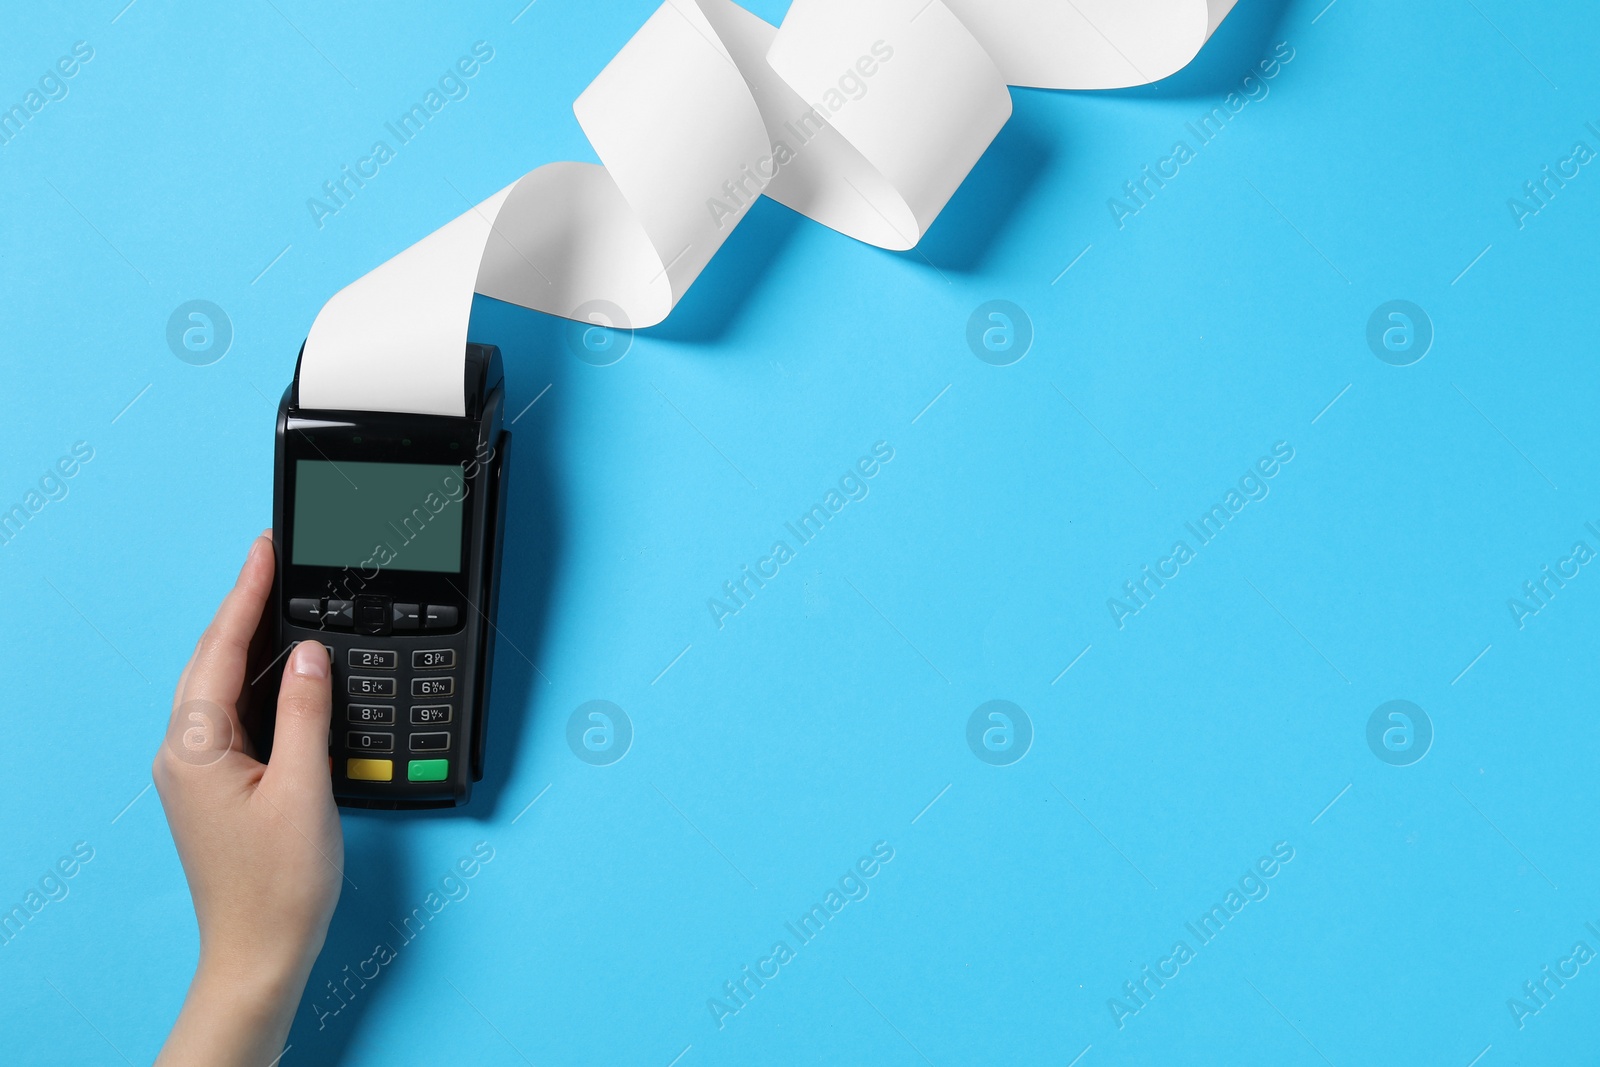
[153,531,342,1066]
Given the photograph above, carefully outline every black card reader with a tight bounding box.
[260,343,510,809]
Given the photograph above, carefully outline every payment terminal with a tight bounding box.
[261,343,510,809]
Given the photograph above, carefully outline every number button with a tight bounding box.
[348,705,396,725]
[348,676,397,698]
[412,677,454,698]
[347,731,394,753]
[348,649,398,670]
[413,649,456,670]
[411,705,453,725]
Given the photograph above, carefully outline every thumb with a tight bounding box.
[265,641,334,791]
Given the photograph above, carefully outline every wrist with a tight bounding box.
[196,945,314,1035]
[156,952,314,1067]
[195,943,315,1008]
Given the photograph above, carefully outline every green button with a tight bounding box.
[407,759,449,782]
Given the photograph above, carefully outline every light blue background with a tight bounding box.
[3,0,1598,1063]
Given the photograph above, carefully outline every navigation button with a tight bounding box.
[355,595,391,635]
[289,598,323,624]
[325,600,355,628]
[392,603,422,631]
[423,605,459,630]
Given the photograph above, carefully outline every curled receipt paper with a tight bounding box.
[299,0,1238,416]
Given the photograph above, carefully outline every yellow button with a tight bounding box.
[347,758,393,782]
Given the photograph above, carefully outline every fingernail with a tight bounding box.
[246,530,272,566]
[291,641,329,679]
